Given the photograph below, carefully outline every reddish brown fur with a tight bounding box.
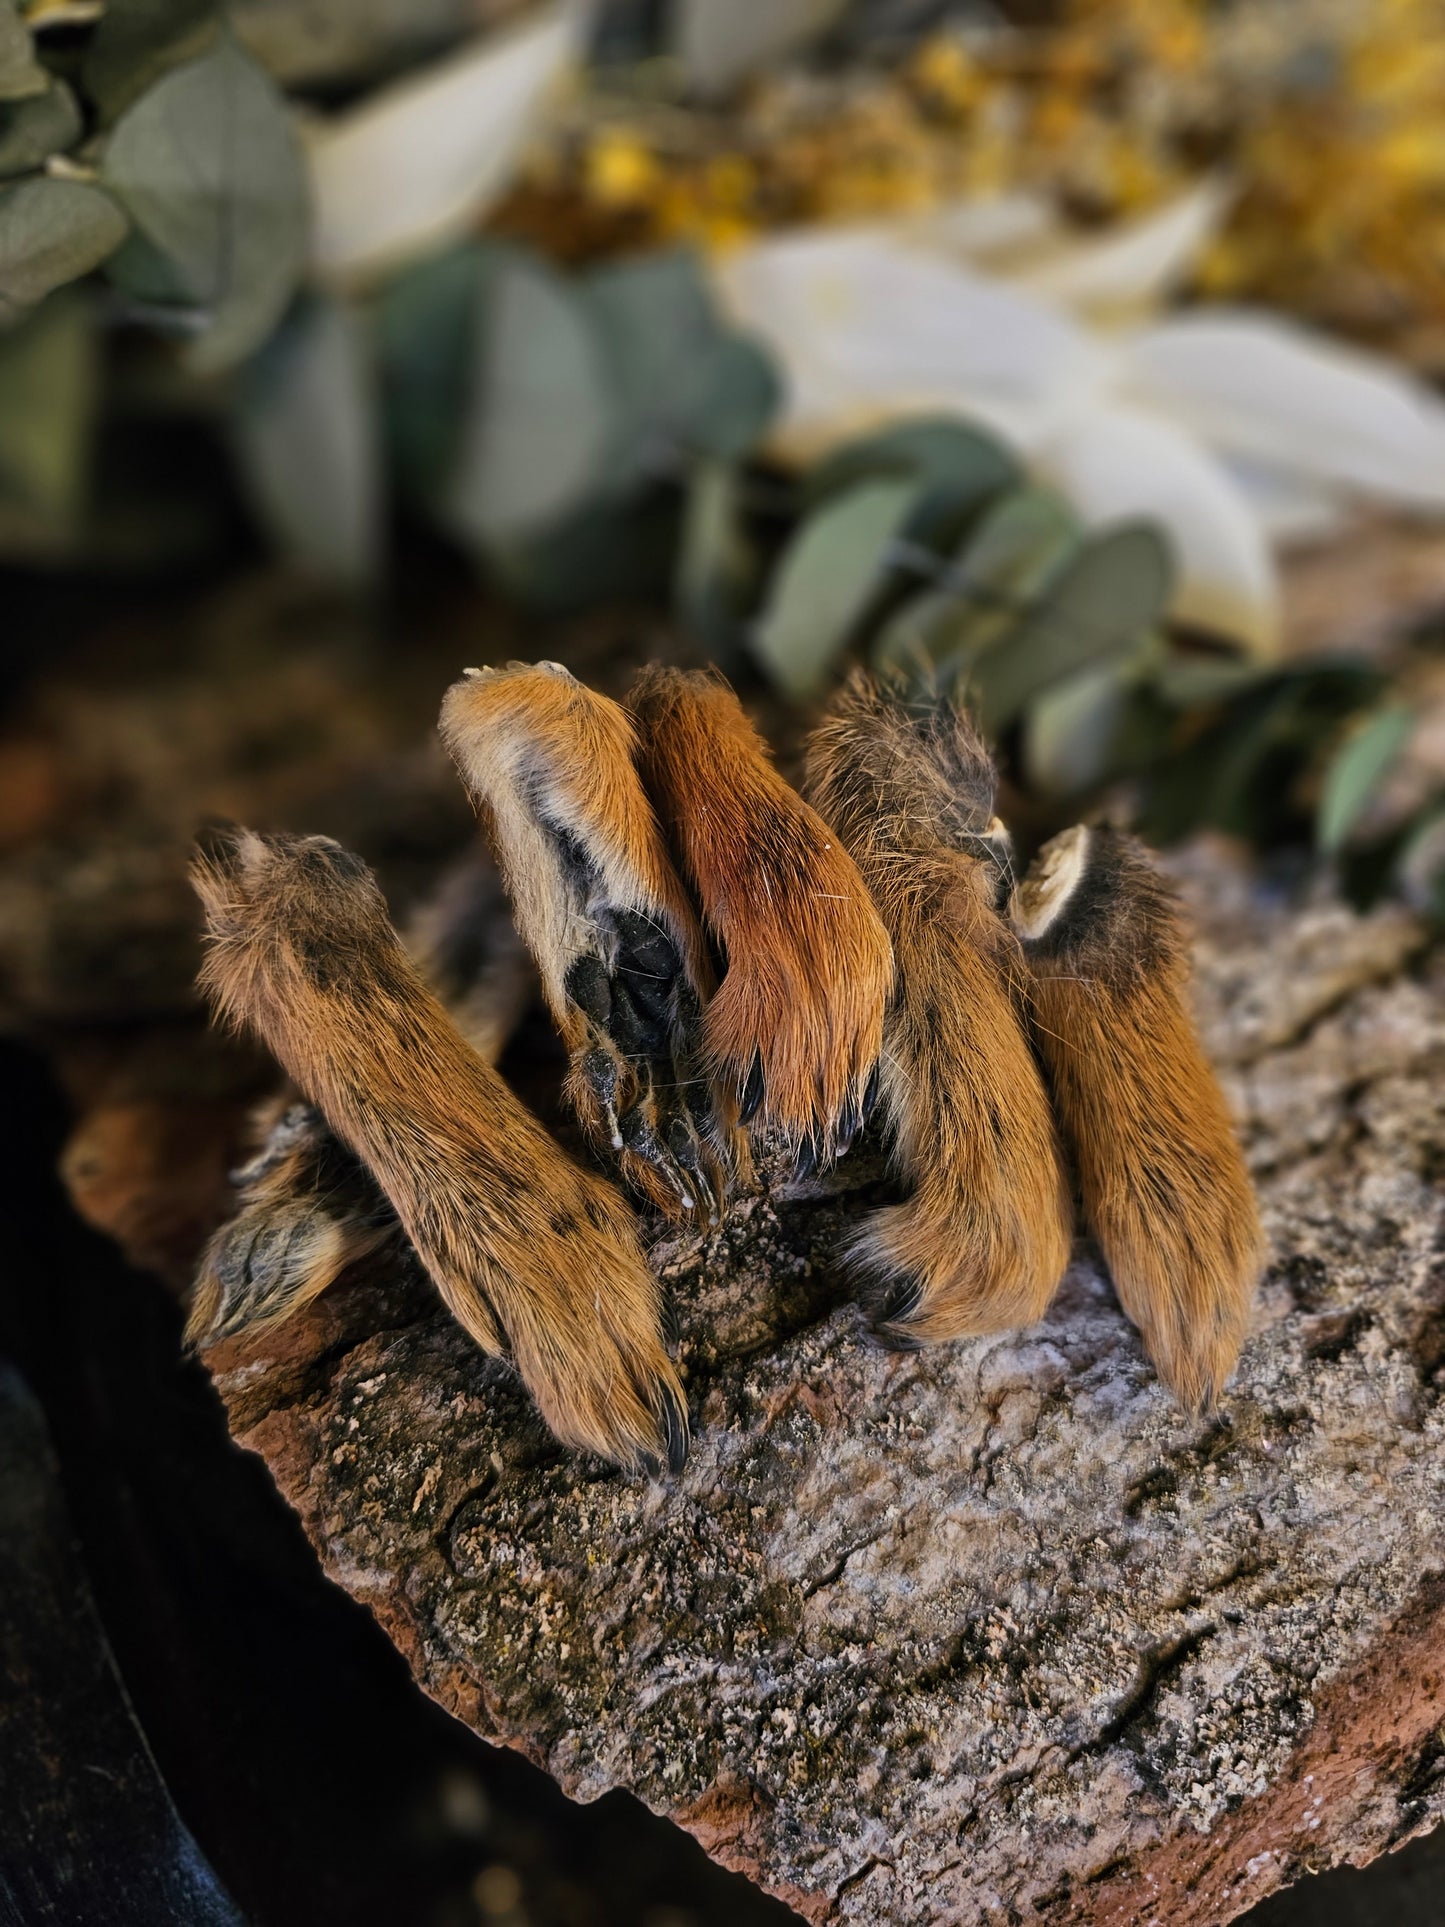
[191,828,686,1470]
[440,663,726,1217]
[627,666,893,1157]
[1013,825,1265,1407]
[806,671,1073,1341]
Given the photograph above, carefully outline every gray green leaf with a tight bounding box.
[584,250,778,486]
[676,460,756,662]
[973,521,1173,734]
[0,1,46,102]
[374,244,483,499]
[754,475,920,697]
[1317,703,1413,854]
[0,287,98,549]
[0,78,81,178]
[233,295,380,586]
[0,176,128,321]
[1023,661,1130,796]
[101,32,308,373]
[83,0,221,122]
[806,417,1018,510]
[441,246,616,547]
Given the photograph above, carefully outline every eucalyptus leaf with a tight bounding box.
[805,417,1018,511]
[488,490,681,614]
[101,32,308,373]
[676,460,757,663]
[754,476,920,697]
[1153,650,1271,708]
[0,285,97,544]
[0,78,80,178]
[973,521,1173,735]
[233,296,380,586]
[441,246,616,547]
[1317,704,1413,855]
[584,250,779,488]
[0,176,127,321]
[1023,661,1131,797]
[374,243,481,498]
[0,1,45,102]
[934,485,1081,671]
[83,0,221,123]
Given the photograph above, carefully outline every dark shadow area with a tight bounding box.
[0,1036,800,1927]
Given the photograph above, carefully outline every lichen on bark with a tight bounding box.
[204,844,1445,1926]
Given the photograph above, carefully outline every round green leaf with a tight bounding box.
[233,295,381,586]
[1317,703,1414,855]
[374,243,483,498]
[754,475,920,697]
[584,249,779,486]
[805,416,1019,509]
[1022,661,1130,797]
[973,520,1173,735]
[0,79,81,179]
[0,176,128,321]
[442,246,616,546]
[83,0,221,123]
[101,33,308,373]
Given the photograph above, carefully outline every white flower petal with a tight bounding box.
[1037,402,1280,657]
[1124,309,1445,511]
[713,225,1108,461]
[1013,178,1232,320]
[306,4,581,284]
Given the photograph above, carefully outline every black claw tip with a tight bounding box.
[660,1384,690,1475]
[865,1272,926,1350]
[794,1132,819,1179]
[738,1053,765,1125]
[835,1092,863,1158]
[861,1062,883,1124]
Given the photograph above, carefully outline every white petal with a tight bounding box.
[911,191,1059,265]
[712,225,1108,461]
[1037,402,1280,657]
[1013,178,1232,320]
[306,5,580,284]
[1123,309,1445,511]
[1220,457,1350,546]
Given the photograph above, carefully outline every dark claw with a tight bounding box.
[861,1062,883,1124]
[620,1105,695,1210]
[866,1270,925,1344]
[794,1132,819,1179]
[835,1090,863,1158]
[660,1288,681,1348]
[738,1053,765,1124]
[660,1381,690,1475]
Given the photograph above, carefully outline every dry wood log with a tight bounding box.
[197,843,1445,1926]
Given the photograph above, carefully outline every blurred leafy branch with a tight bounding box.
[0,0,1441,922]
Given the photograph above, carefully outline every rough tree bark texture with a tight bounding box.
[203,845,1445,1927]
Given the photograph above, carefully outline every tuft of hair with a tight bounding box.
[188,1098,396,1347]
[627,664,894,1165]
[1012,824,1266,1408]
[190,827,687,1471]
[805,670,1072,1342]
[439,662,727,1220]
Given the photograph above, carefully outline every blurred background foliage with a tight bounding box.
[2,0,1444,920]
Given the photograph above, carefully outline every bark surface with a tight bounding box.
[201,845,1445,1927]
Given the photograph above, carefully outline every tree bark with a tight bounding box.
[200,842,1445,1927]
